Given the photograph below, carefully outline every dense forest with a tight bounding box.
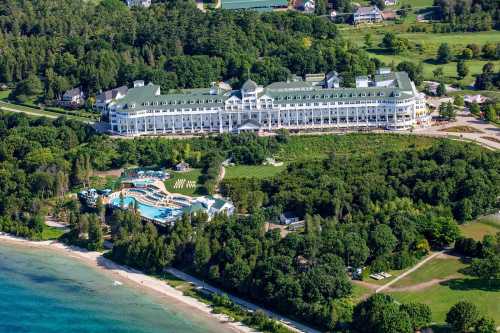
[0,111,281,237]
[433,0,499,31]
[0,0,381,104]
[0,112,499,330]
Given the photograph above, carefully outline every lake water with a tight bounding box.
[0,242,228,333]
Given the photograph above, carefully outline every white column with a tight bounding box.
[218,112,223,133]
[163,115,166,133]
[171,116,176,133]
[229,113,232,132]
[190,114,194,133]
[181,115,185,133]
[268,112,271,130]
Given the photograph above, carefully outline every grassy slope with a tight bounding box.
[276,133,437,161]
[341,24,500,85]
[391,257,466,288]
[390,278,500,324]
[460,214,500,241]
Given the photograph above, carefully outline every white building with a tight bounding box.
[126,0,151,8]
[106,70,428,135]
[353,6,383,25]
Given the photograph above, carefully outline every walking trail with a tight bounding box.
[376,250,445,293]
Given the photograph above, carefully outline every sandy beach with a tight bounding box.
[0,233,254,333]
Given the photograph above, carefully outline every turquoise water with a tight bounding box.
[0,243,226,333]
[111,197,182,223]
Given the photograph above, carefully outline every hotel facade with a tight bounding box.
[106,69,428,136]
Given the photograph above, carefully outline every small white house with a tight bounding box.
[126,0,151,8]
[280,212,300,225]
[175,161,190,172]
[59,88,84,108]
[353,6,383,25]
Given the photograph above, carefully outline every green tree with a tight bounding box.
[484,104,497,122]
[87,215,103,251]
[400,302,432,331]
[474,316,497,333]
[436,81,446,96]
[454,95,464,107]
[433,67,444,79]
[370,224,397,256]
[364,33,373,48]
[437,43,452,63]
[457,60,469,80]
[446,301,480,333]
[10,74,43,102]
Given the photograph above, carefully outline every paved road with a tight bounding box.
[376,250,445,293]
[167,268,321,333]
[412,110,500,150]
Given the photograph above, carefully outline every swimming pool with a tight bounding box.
[111,197,182,224]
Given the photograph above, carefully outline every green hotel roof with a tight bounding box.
[221,0,288,10]
[113,72,416,113]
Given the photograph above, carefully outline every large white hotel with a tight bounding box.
[102,68,429,135]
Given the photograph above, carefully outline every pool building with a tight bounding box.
[106,174,234,227]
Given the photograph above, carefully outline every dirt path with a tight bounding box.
[387,276,461,292]
[376,251,445,293]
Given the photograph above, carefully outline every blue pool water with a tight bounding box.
[0,242,231,333]
[111,197,182,222]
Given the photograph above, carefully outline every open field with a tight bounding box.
[390,277,500,325]
[164,169,203,196]
[340,27,500,85]
[460,214,500,241]
[390,256,466,288]
[224,164,286,179]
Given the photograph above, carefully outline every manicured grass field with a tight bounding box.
[391,257,466,288]
[277,133,437,161]
[460,215,500,241]
[390,278,500,325]
[164,169,203,196]
[224,164,286,179]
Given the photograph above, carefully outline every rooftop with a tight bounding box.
[111,71,417,113]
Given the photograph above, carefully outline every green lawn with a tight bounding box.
[390,278,500,325]
[164,169,203,196]
[0,90,10,100]
[224,164,286,179]
[391,257,466,288]
[41,226,66,240]
[460,215,500,241]
[351,284,372,301]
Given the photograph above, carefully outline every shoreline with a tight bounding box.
[0,233,253,333]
